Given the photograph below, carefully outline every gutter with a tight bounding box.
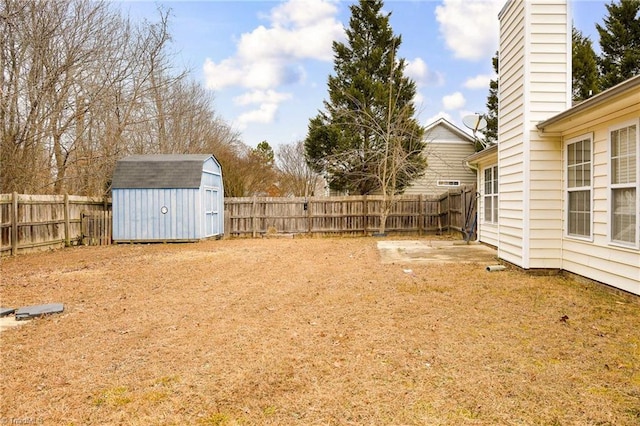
[465,144,498,165]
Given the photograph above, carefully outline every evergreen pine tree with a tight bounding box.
[596,0,640,90]
[304,0,425,195]
[483,51,499,146]
[572,27,600,101]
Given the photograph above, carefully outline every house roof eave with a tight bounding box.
[424,117,476,144]
[537,74,640,133]
[465,144,498,164]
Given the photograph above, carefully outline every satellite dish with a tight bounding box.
[462,114,488,133]
[463,113,490,149]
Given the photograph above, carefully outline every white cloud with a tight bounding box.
[203,0,344,131]
[413,91,425,107]
[406,58,427,80]
[204,0,344,91]
[269,0,339,27]
[424,111,452,125]
[233,90,293,106]
[204,58,300,91]
[233,90,294,128]
[236,18,342,62]
[435,0,500,61]
[237,103,280,129]
[463,73,494,90]
[405,57,444,87]
[442,92,466,110]
[203,58,243,91]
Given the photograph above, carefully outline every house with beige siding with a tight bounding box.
[404,118,477,197]
[467,0,639,296]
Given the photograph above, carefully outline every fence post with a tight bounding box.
[363,195,368,235]
[224,208,230,238]
[251,196,257,238]
[447,191,452,231]
[64,193,71,247]
[306,198,312,235]
[418,194,424,236]
[11,192,18,256]
[102,197,109,245]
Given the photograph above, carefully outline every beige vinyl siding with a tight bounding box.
[559,112,640,295]
[526,1,570,268]
[497,0,639,293]
[404,121,476,197]
[424,123,465,141]
[404,142,476,196]
[497,0,526,267]
[562,241,639,295]
[497,0,570,269]
[528,139,564,268]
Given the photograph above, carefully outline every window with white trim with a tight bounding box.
[566,135,592,238]
[483,165,498,224]
[610,121,638,246]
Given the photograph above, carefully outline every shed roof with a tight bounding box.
[112,154,213,189]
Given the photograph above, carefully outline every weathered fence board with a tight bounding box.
[0,193,111,256]
[225,186,476,238]
[81,209,113,246]
[1,185,476,255]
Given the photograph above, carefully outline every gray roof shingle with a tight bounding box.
[112,154,212,189]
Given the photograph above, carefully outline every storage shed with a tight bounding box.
[112,154,224,242]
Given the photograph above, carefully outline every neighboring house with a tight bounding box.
[467,0,639,296]
[112,154,224,242]
[404,118,477,197]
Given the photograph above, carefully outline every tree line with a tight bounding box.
[0,0,320,197]
[3,0,637,199]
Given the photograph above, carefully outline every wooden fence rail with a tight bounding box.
[0,193,111,256]
[1,186,476,255]
[224,186,477,238]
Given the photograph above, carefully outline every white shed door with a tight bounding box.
[204,188,219,236]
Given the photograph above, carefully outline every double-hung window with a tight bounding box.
[484,165,498,224]
[566,135,592,238]
[610,121,639,247]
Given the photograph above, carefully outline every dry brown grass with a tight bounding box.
[1,237,639,425]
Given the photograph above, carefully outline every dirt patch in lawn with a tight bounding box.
[1,237,639,425]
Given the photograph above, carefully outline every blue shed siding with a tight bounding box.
[202,157,223,187]
[112,154,224,241]
[113,188,201,241]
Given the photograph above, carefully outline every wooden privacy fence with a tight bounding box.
[0,185,477,255]
[225,185,477,238]
[0,193,111,256]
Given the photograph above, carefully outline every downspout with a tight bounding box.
[465,161,480,243]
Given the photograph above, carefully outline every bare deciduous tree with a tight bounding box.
[1,0,242,196]
[276,141,323,197]
[320,86,426,234]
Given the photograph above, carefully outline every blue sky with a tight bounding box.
[118,0,609,149]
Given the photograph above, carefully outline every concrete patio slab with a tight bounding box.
[377,240,497,264]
